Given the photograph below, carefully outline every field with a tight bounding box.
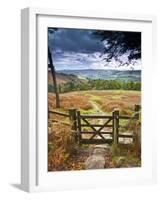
[48,90,141,171]
[48,90,141,117]
[49,90,140,110]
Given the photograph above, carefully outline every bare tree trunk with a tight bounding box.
[48,47,60,108]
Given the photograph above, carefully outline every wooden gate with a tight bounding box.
[50,105,141,145]
[68,106,140,145]
[76,111,114,144]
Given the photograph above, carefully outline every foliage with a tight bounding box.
[48,122,78,171]
[48,92,93,111]
[110,142,141,168]
[48,84,55,93]
[92,30,141,65]
[49,79,141,93]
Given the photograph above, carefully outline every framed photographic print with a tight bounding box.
[21,8,156,192]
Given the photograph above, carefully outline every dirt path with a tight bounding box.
[89,100,107,127]
[90,100,112,140]
[90,100,106,115]
[84,100,112,169]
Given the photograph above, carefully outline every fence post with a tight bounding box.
[134,104,141,119]
[133,104,141,146]
[76,110,81,145]
[68,108,77,142]
[112,109,119,146]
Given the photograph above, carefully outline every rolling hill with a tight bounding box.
[57,69,141,82]
[48,71,87,85]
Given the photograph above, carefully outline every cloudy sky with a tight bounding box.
[48,28,141,71]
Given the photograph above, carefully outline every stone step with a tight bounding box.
[85,155,105,169]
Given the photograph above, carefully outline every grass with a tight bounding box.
[110,95,122,100]
[111,143,141,168]
[49,90,141,114]
[88,90,140,114]
[79,108,96,114]
[90,95,103,103]
[48,92,93,111]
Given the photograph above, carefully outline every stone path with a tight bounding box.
[85,144,111,169]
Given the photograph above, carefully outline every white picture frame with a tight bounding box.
[21,7,157,192]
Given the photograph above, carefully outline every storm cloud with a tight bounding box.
[48,28,141,71]
[48,28,104,53]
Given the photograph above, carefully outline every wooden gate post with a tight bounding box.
[134,104,141,119]
[76,111,81,144]
[69,108,77,142]
[112,109,119,146]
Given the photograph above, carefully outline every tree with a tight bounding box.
[93,31,141,66]
[48,47,60,108]
[48,28,60,108]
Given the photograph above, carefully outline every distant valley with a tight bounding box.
[56,69,141,82]
[48,69,141,93]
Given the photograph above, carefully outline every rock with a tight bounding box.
[92,148,107,156]
[85,155,105,169]
[95,144,110,149]
[85,143,112,169]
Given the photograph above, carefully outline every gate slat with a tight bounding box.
[81,117,106,139]
[80,131,113,134]
[97,118,112,132]
[80,139,113,144]
[80,115,113,119]
[81,117,97,132]
[90,118,112,140]
[79,124,113,127]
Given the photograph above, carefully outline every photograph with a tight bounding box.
[48,27,141,172]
